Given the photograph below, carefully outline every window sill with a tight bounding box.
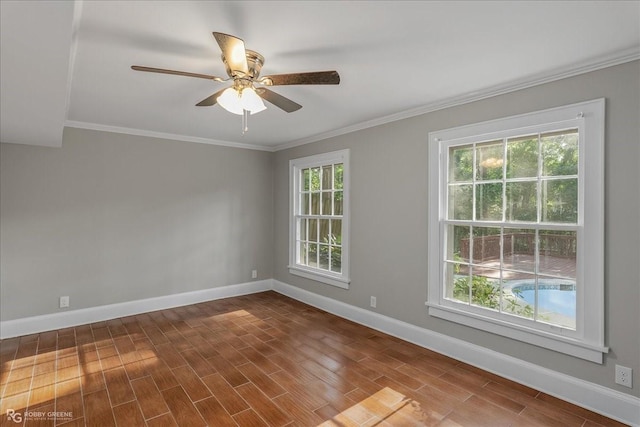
[425,302,608,363]
[288,266,350,289]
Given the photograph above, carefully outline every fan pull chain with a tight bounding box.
[242,109,249,134]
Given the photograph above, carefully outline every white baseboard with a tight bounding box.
[272,279,640,427]
[0,280,271,339]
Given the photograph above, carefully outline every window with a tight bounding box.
[427,99,607,363]
[289,150,350,288]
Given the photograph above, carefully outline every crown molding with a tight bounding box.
[63,48,639,153]
[273,47,640,152]
[64,120,276,152]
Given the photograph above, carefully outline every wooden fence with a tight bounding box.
[460,233,576,262]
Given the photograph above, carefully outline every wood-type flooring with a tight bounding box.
[0,291,628,426]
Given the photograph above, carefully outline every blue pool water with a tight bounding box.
[516,286,576,316]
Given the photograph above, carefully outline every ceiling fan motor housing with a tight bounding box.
[222,49,264,80]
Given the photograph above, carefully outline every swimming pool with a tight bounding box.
[511,281,576,317]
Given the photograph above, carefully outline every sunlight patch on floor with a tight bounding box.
[318,386,433,426]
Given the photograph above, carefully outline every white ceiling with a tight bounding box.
[2,1,639,150]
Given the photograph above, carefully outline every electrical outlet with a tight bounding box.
[615,365,632,388]
[251,269,257,279]
[370,296,377,308]
[59,296,70,308]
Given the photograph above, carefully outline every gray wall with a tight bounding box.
[273,61,640,397]
[1,128,273,320]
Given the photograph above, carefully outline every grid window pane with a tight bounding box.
[309,219,318,242]
[506,181,538,222]
[534,277,576,328]
[322,166,332,190]
[472,227,501,265]
[445,262,468,303]
[302,193,310,215]
[470,271,501,311]
[541,178,577,223]
[446,225,470,263]
[334,191,343,215]
[299,242,307,265]
[319,244,330,270]
[308,243,318,267]
[502,228,536,273]
[299,218,307,241]
[475,141,503,181]
[310,167,321,191]
[448,184,472,220]
[302,168,310,191]
[322,191,332,215]
[334,164,344,189]
[319,219,330,244]
[331,219,342,245]
[331,246,342,273]
[311,192,320,215]
[449,146,473,182]
[507,136,538,178]
[541,130,578,177]
[539,230,576,279]
[475,183,503,221]
[502,272,536,320]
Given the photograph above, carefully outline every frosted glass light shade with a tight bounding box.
[217,86,266,115]
[217,87,244,115]
[241,87,267,114]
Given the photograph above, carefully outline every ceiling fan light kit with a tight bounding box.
[217,86,266,116]
[132,32,340,133]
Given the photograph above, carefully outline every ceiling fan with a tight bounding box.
[132,32,340,132]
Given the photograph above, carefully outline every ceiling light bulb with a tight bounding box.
[240,87,266,114]
[217,87,244,115]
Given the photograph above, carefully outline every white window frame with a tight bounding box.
[289,149,350,289]
[427,99,607,363]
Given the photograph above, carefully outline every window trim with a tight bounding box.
[289,149,350,289]
[427,99,607,363]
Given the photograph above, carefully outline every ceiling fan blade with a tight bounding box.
[131,65,224,82]
[260,71,340,86]
[195,88,228,107]
[255,88,302,113]
[212,32,249,76]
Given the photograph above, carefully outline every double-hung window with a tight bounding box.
[427,99,607,362]
[289,150,350,289]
